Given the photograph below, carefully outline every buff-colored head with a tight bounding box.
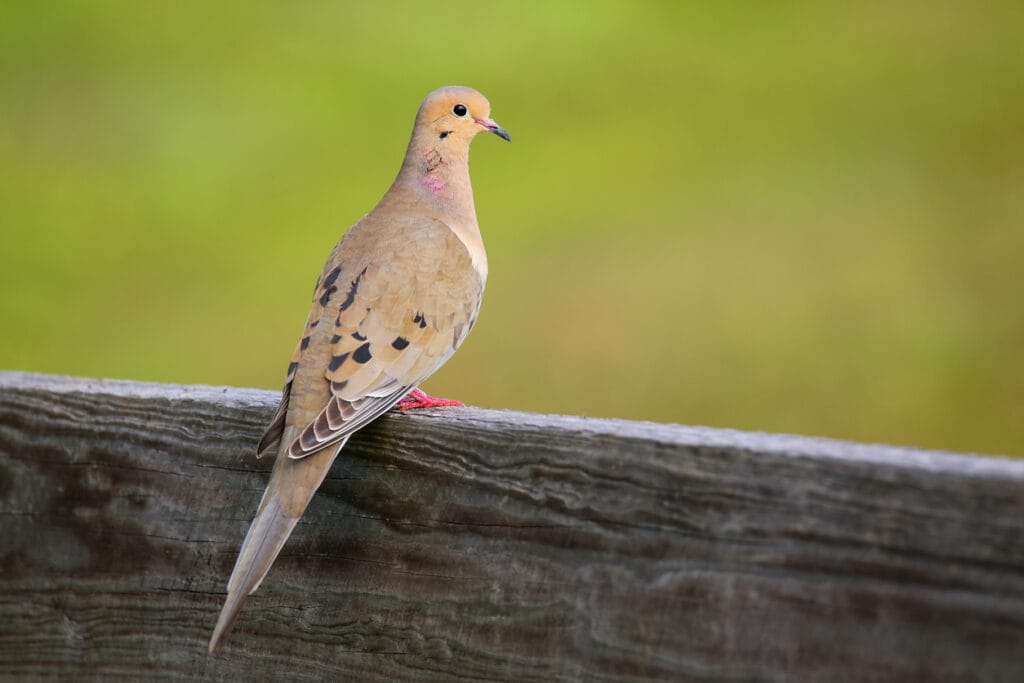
[415,85,511,145]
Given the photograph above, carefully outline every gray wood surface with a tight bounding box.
[1,370,1022,682]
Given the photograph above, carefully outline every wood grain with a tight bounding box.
[1,371,1022,681]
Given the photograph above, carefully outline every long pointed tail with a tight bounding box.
[208,438,347,653]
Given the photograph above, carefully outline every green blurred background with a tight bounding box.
[2,2,1022,456]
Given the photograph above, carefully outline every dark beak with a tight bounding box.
[476,118,511,142]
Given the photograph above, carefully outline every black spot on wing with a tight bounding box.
[353,342,372,364]
[318,268,340,307]
[323,266,341,289]
[352,331,367,342]
[392,336,410,350]
[331,380,348,393]
[331,334,342,344]
[339,267,368,313]
[413,312,427,329]
[328,353,349,371]
[287,361,298,377]
[300,336,310,351]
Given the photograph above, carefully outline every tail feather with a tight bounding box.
[208,437,347,653]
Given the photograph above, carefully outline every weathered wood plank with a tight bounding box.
[0,370,1022,681]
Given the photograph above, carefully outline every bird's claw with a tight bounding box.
[397,388,465,410]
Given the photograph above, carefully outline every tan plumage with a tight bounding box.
[209,86,509,653]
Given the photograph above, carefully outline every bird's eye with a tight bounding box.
[453,103,468,117]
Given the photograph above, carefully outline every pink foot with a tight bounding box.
[397,388,465,411]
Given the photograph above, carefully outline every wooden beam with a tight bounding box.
[1,371,1022,680]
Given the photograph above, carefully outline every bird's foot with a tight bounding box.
[397,388,465,410]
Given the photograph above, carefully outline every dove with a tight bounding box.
[208,85,510,653]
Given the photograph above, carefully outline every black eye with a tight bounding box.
[453,103,468,117]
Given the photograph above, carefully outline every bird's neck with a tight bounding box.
[384,135,487,276]
[395,138,477,219]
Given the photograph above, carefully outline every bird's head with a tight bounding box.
[416,85,511,145]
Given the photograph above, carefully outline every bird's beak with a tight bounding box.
[475,118,511,142]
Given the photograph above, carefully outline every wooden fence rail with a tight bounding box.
[0,371,1022,681]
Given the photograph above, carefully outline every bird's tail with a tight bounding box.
[208,437,347,653]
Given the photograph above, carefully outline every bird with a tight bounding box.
[208,85,510,653]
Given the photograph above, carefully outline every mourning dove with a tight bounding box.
[208,86,509,653]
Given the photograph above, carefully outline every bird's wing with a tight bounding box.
[287,216,484,458]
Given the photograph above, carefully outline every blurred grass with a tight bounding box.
[1,1,1022,456]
